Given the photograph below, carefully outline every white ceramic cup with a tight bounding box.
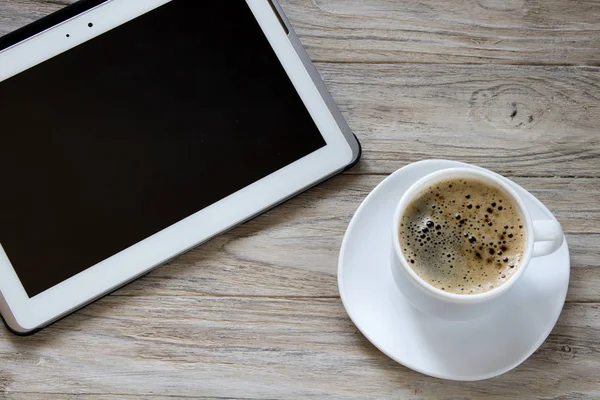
[390,167,564,320]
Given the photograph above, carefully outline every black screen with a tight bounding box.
[0,0,326,297]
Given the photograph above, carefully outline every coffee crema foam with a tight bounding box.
[399,178,526,294]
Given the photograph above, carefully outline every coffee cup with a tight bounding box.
[390,167,564,320]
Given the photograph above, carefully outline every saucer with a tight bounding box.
[338,160,570,381]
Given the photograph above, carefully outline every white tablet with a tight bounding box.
[0,0,360,334]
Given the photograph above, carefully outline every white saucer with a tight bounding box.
[338,160,570,381]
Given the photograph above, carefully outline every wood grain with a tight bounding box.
[279,0,600,65]
[1,0,599,398]
[0,1,72,37]
[1,298,599,399]
[313,63,600,177]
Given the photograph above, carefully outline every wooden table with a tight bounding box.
[1,1,599,398]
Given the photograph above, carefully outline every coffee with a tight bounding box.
[398,177,526,294]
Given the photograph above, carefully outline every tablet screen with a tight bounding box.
[0,0,326,297]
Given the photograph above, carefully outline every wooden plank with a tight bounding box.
[0,297,598,399]
[2,0,599,66]
[310,63,600,177]
[279,0,600,65]
[0,397,178,400]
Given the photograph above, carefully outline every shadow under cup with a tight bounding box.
[390,167,564,321]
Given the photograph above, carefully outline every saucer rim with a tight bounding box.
[337,159,570,381]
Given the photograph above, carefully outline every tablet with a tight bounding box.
[0,0,360,334]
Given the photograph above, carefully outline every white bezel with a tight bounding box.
[0,0,358,333]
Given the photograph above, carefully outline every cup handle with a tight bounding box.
[532,220,564,258]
